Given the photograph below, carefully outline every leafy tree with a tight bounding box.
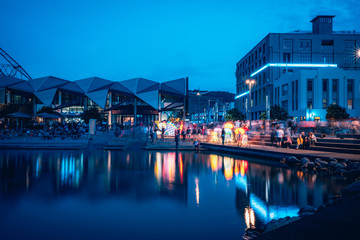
[326,104,349,120]
[37,106,56,114]
[259,111,267,120]
[261,105,290,120]
[225,108,245,121]
[0,104,19,119]
[80,108,102,123]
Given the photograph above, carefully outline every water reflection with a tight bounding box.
[0,150,348,239]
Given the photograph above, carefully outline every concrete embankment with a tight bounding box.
[200,143,360,161]
[256,189,360,240]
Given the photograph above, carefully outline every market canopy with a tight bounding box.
[7,112,32,118]
[37,112,64,119]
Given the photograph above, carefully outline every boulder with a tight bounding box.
[301,157,310,165]
[298,205,316,214]
[315,158,328,166]
[344,181,360,194]
[328,161,338,168]
[307,162,315,168]
[287,156,300,166]
[335,163,347,170]
[343,170,360,180]
[347,162,360,171]
[316,167,328,172]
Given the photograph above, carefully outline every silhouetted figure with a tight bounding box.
[175,130,180,150]
[221,128,225,145]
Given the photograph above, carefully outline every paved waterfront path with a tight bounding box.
[201,142,360,161]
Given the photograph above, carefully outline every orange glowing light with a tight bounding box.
[224,157,234,180]
[179,155,183,184]
[179,121,184,131]
[240,160,248,177]
[224,122,234,129]
[210,155,218,172]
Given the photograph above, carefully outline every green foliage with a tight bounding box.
[0,104,19,119]
[259,111,267,120]
[37,106,55,114]
[225,108,245,121]
[326,104,349,120]
[80,108,102,123]
[267,105,290,120]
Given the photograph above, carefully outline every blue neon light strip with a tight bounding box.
[235,90,249,99]
[250,63,338,77]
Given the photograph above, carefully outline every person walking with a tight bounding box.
[221,128,225,145]
[161,127,165,142]
[276,127,284,147]
[175,130,180,150]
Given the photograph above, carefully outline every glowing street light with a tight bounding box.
[245,79,256,131]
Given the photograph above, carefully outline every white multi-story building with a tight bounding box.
[235,15,360,120]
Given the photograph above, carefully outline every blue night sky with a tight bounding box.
[1,0,359,93]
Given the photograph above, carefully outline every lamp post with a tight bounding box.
[245,79,256,132]
[197,92,200,123]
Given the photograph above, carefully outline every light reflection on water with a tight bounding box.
[0,150,348,240]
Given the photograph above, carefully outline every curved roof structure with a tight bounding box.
[1,75,187,110]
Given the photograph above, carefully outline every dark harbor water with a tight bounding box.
[0,149,348,240]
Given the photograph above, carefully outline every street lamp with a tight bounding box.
[245,79,256,132]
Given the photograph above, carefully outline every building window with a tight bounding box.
[283,39,293,50]
[300,53,311,63]
[322,79,328,109]
[322,79,328,91]
[292,81,294,111]
[300,39,311,51]
[307,79,313,92]
[282,84,288,96]
[347,79,354,92]
[281,100,288,111]
[263,43,266,54]
[321,40,334,46]
[345,40,355,51]
[344,54,354,64]
[307,79,313,110]
[347,79,354,110]
[332,79,338,104]
[295,80,298,111]
[283,53,291,63]
[323,53,334,63]
[322,99,327,109]
[307,100,313,109]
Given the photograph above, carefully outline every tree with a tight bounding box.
[80,108,102,123]
[0,104,19,119]
[260,105,290,120]
[326,104,349,120]
[225,108,245,121]
[37,106,56,114]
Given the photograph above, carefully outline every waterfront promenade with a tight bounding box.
[1,133,359,162]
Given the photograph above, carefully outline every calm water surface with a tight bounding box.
[0,150,348,240]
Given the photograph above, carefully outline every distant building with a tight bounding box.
[235,15,360,120]
[188,90,234,123]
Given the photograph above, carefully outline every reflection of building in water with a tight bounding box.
[233,160,345,228]
[57,153,84,190]
[102,151,188,204]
